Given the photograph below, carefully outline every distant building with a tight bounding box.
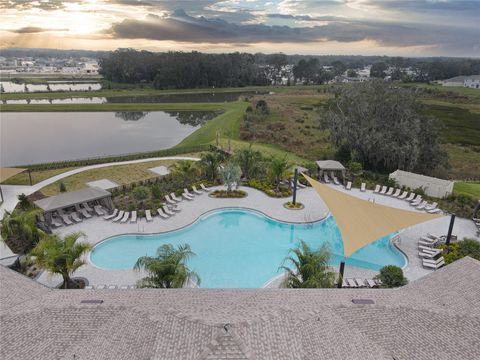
[464,75,480,89]
[389,170,454,198]
[440,76,468,87]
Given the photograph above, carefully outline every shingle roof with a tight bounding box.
[315,160,346,171]
[34,186,111,212]
[1,257,479,360]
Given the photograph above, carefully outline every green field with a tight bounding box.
[454,181,480,198]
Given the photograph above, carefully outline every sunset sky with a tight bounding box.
[0,0,479,56]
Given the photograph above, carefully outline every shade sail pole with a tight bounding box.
[337,260,345,288]
[446,214,456,247]
[292,168,298,205]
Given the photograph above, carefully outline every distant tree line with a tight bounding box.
[321,81,447,174]
[99,49,269,89]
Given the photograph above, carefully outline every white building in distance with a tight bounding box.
[389,169,454,198]
[464,75,480,89]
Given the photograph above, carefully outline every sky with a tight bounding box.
[0,0,479,57]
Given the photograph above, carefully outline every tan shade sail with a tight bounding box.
[303,174,442,258]
[0,168,26,183]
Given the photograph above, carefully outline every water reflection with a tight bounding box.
[0,81,101,93]
[1,111,218,166]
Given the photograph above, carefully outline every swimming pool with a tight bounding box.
[90,208,406,288]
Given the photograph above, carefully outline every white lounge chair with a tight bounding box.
[165,195,177,204]
[163,206,175,216]
[157,208,169,219]
[333,176,340,185]
[112,210,124,222]
[51,218,63,228]
[423,256,445,264]
[423,258,445,269]
[345,181,352,190]
[360,183,366,192]
[386,187,394,196]
[171,193,182,202]
[373,184,381,193]
[366,279,377,288]
[355,278,367,288]
[418,240,436,247]
[104,209,118,220]
[405,193,415,201]
[184,188,195,197]
[78,208,92,219]
[192,186,203,195]
[182,193,193,201]
[380,186,387,194]
[297,181,306,188]
[419,249,442,258]
[130,211,137,223]
[324,174,330,183]
[410,194,422,203]
[94,205,105,216]
[392,189,401,197]
[58,211,73,225]
[145,209,153,222]
[71,212,82,223]
[200,183,211,192]
[416,201,428,210]
[428,208,441,214]
[346,278,358,288]
[411,197,423,207]
[398,191,408,199]
[425,202,438,211]
[82,202,93,213]
[120,212,130,223]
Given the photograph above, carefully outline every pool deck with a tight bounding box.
[36,184,479,288]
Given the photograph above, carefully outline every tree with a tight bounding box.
[346,69,358,77]
[322,81,447,173]
[200,151,224,181]
[280,241,335,288]
[255,99,270,115]
[17,194,32,211]
[234,145,263,179]
[268,156,289,190]
[331,60,346,76]
[370,62,388,78]
[1,209,43,254]
[59,181,66,193]
[134,243,200,288]
[170,160,198,186]
[375,265,407,288]
[220,162,241,193]
[30,232,92,289]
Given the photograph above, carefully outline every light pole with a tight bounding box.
[292,168,298,205]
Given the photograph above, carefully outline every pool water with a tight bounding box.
[90,209,406,288]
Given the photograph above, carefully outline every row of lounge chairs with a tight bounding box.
[418,233,446,269]
[343,181,367,192]
[103,183,212,223]
[341,278,382,288]
[373,185,441,214]
[323,173,341,185]
[85,284,137,290]
[51,202,107,227]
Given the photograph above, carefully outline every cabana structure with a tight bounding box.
[34,187,113,224]
[316,160,345,183]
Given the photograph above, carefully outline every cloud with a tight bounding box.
[8,26,69,33]
[0,0,67,11]
[106,8,480,55]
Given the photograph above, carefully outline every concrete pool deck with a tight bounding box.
[36,184,479,288]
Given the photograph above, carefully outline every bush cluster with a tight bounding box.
[245,179,292,198]
[437,239,480,264]
[211,190,247,198]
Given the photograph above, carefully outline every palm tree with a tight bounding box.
[234,145,263,179]
[268,155,290,190]
[220,162,241,193]
[30,232,91,289]
[134,243,200,288]
[279,240,335,288]
[1,208,43,254]
[170,160,198,186]
[200,151,224,181]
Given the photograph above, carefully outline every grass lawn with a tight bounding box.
[2,167,78,186]
[442,144,480,180]
[39,159,181,196]
[454,181,480,198]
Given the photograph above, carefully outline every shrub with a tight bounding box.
[150,185,162,200]
[59,182,66,193]
[375,265,408,288]
[437,239,480,264]
[211,190,247,198]
[285,201,303,209]
[132,186,150,201]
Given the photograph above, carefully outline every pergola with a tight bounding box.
[34,187,113,224]
[316,160,346,182]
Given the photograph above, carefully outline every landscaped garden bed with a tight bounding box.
[284,201,304,210]
[210,189,247,198]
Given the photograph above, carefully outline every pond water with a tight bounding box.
[1,90,265,104]
[0,81,101,93]
[0,111,218,166]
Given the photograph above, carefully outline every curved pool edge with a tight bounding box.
[88,206,330,270]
